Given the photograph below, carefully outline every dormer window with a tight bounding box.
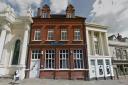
[66,4,75,18]
[41,13,49,18]
[38,4,50,18]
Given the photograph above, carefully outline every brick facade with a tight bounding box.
[26,4,88,80]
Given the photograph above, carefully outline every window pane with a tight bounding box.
[73,49,83,69]
[45,50,55,69]
[34,30,41,40]
[31,49,41,60]
[97,60,103,65]
[106,60,110,65]
[59,50,68,69]
[91,60,95,66]
[12,40,21,65]
[48,29,54,40]
[74,28,81,40]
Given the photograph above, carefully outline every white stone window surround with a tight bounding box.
[59,49,69,69]
[45,49,55,69]
[34,29,41,41]
[47,29,54,40]
[61,29,68,40]
[73,49,84,69]
[74,28,81,41]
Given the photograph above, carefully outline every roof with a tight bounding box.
[86,22,108,29]
[33,14,85,19]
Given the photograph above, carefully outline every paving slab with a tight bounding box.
[0,78,128,85]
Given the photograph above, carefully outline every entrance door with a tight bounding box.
[90,59,96,78]
[97,59,104,78]
[30,60,40,78]
[105,59,111,76]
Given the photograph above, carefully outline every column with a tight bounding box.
[99,32,104,55]
[20,26,29,65]
[20,25,29,79]
[91,31,95,55]
[0,29,7,63]
[86,30,90,55]
[104,33,109,56]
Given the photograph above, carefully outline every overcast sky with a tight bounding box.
[0,0,128,37]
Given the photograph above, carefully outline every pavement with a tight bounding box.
[0,78,128,85]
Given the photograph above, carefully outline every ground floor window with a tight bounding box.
[30,49,85,70]
[32,49,41,59]
[73,49,84,69]
[45,50,55,69]
[59,50,69,69]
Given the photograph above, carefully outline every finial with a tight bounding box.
[68,0,71,5]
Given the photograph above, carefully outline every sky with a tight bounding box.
[0,0,128,37]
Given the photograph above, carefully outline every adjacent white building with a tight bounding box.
[86,23,114,80]
[0,6,32,79]
[108,34,128,79]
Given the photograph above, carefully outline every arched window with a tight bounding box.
[12,39,21,65]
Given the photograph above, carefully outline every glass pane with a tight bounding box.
[91,60,95,66]
[97,60,103,65]
[106,60,110,65]
[12,40,20,65]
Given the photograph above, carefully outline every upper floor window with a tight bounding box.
[34,30,41,40]
[123,50,127,59]
[59,50,69,69]
[73,49,84,69]
[47,29,54,40]
[32,49,41,59]
[116,49,122,59]
[74,28,81,40]
[61,29,68,40]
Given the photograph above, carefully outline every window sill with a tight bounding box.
[39,69,89,71]
[40,69,55,71]
[32,40,42,41]
[73,40,83,41]
[46,40,56,41]
[59,40,69,41]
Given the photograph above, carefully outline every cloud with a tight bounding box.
[0,2,8,12]
[0,0,69,15]
[0,0,42,16]
[90,0,128,37]
[50,0,69,13]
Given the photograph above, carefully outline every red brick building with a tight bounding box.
[26,4,88,80]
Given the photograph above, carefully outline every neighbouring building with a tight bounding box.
[108,34,128,79]
[0,6,32,79]
[26,4,89,80]
[86,23,114,80]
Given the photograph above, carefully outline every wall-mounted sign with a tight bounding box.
[49,41,64,46]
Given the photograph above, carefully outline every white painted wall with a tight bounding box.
[86,23,114,79]
[0,6,32,79]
